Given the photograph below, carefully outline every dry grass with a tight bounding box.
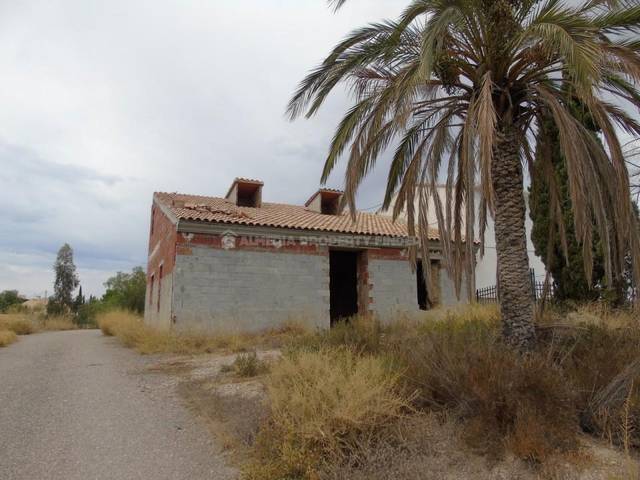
[393,317,578,462]
[229,352,270,377]
[97,310,308,355]
[0,313,78,335]
[0,314,37,335]
[38,316,76,331]
[0,329,18,347]
[244,347,412,480]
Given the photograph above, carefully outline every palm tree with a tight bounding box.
[288,0,640,349]
[626,139,640,202]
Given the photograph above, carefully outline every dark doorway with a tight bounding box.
[329,250,359,324]
[417,260,429,310]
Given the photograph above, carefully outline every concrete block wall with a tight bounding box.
[172,245,330,332]
[438,266,469,306]
[368,256,421,321]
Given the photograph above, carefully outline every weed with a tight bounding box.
[288,315,383,354]
[0,329,17,347]
[245,347,411,479]
[0,314,36,335]
[233,352,269,377]
[40,316,76,331]
[97,310,308,355]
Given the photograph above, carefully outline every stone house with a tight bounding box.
[144,178,462,332]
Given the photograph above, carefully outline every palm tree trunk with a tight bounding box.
[492,126,536,350]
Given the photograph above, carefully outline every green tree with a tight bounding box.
[529,111,606,302]
[73,286,85,312]
[102,266,146,314]
[0,290,26,313]
[288,0,640,349]
[50,243,79,314]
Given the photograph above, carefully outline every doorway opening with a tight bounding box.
[416,260,429,310]
[329,250,359,325]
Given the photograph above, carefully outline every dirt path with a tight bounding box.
[0,330,236,480]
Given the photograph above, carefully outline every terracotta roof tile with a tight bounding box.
[155,192,440,240]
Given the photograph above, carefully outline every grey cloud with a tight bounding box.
[0,142,122,186]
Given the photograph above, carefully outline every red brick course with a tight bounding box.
[147,205,178,283]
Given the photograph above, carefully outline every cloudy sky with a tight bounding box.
[0,0,407,297]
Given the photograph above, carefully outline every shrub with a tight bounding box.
[0,315,36,335]
[395,321,578,462]
[232,351,269,377]
[0,329,17,347]
[546,316,640,448]
[245,348,411,479]
[41,315,77,331]
[75,301,105,328]
[288,315,383,354]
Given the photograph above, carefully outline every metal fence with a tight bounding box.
[476,269,554,303]
[476,285,499,303]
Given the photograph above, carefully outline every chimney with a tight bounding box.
[305,188,344,215]
[225,178,263,208]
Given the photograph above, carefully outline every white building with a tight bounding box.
[381,185,546,292]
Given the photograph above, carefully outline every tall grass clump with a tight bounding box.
[395,323,578,462]
[288,315,384,354]
[544,309,640,449]
[231,351,270,377]
[40,315,77,331]
[245,348,411,479]
[0,314,37,335]
[0,329,18,347]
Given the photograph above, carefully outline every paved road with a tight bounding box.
[0,330,236,480]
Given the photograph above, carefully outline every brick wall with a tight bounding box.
[144,202,178,328]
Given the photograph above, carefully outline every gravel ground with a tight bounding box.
[0,329,237,480]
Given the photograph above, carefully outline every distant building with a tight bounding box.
[22,297,47,311]
[382,185,546,290]
[144,178,465,332]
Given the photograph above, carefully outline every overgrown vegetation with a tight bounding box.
[74,266,147,326]
[97,310,306,355]
[242,305,640,479]
[245,348,410,479]
[0,290,27,313]
[0,329,18,347]
[231,352,270,378]
[0,313,77,347]
[97,303,640,477]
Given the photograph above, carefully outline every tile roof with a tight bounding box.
[155,192,440,240]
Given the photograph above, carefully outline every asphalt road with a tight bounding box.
[0,330,236,480]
